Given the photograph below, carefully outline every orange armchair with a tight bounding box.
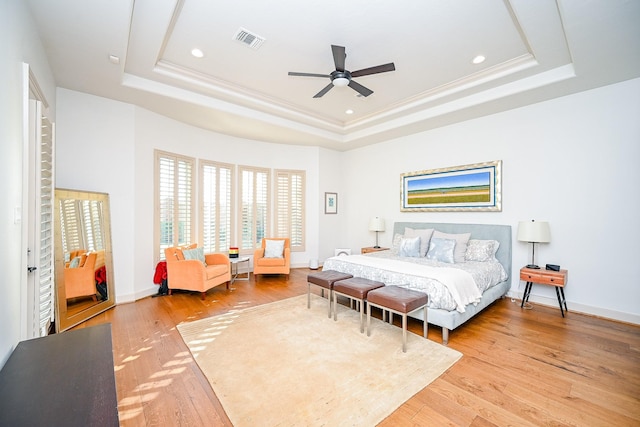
[164,246,231,299]
[65,252,98,300]
[253,238,290,279]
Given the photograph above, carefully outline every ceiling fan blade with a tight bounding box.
[350,63,396,78]
[331,45,346,71]
[348,80,373,97]
[313,83,334,98]
[288,72,331,78]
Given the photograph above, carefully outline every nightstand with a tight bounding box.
[520,267,568,317]
[361,246,389,254]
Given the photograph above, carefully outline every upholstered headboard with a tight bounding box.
[393,222,512,287]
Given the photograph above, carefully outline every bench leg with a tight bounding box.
[423,305,428,339]
[307,283,311,309]
[367,304,372,337]
[402,314,408,353]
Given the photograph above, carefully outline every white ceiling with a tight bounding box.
[27,0,640,150]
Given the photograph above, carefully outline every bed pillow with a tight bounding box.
[390,233,403,255]
[465,239,500,262]
[183,247,206,265]
[426,238,456,263]
[432,230,471,263]
[264,239,285,258]
[398,236,421,257]
[404,227,434,257]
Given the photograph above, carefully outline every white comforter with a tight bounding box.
[322,251,507,313]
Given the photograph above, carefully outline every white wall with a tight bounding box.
[0,0,56,367]
[56,80,639,323]
[341,78,640,322]
[57,91,322,301]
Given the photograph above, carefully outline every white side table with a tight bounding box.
[230,256,250,285]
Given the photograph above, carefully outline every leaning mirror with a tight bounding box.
[54,189,116,332]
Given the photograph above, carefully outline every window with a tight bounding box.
[200,160,234,253]
[275,169,305,251]
[238,166,270,253]
[155,150,195,261]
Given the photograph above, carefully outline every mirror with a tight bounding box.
[54,189,116,332]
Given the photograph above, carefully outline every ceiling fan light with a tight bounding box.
[332,77,349,87]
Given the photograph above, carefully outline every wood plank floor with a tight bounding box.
[78,268,640,426]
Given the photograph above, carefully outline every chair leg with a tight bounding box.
[200,292,206,300]
[168,289,173,296]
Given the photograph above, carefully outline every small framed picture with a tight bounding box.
[324,192,338,214]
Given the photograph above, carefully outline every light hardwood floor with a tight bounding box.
[79,268,640,426]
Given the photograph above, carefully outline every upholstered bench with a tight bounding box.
[333,277,385,333]
[307,270,353,317]
[366,285,428,352]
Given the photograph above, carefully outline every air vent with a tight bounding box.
[233,27,265,50]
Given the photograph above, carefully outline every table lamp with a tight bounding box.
[517,220,550,269]
[368,217,385,248]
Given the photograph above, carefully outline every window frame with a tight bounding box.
[154,150,195,262]
[237,165,270,254]
[274,169,305,252]
[199,159,235,253]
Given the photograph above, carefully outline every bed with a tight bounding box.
[322,222,512,344]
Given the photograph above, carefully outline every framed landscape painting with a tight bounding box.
[400,160,502,212]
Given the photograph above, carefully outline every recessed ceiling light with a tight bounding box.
[345,109,354,115]
[472,55,486,64]
[191,48,204,58]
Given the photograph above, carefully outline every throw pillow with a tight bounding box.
[432,230,471,263]
[68,256,82,268]
[183,247,206,265]
[398,236,421,257]
[465,239,500,262]
[426,238,456,263]
[404,227,434,257]
[264,239,285,258]
[390,233,403,255]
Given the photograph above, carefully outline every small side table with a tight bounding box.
[361,246,389,254]
[230,256,250,285]
[520,267,568,317]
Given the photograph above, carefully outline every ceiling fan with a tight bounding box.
[288,45,395,98]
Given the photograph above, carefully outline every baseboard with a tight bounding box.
[116,286,158,304]
[507,290,640,325]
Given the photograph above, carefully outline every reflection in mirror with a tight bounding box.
[54,189,115,332]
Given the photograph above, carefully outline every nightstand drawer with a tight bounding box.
[520,269,566,287]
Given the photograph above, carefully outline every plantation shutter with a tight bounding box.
[155,151,195,261]
[201,161,234,253]
[275,170,305,251]
[37,115,55,336]
[239,166,270,252]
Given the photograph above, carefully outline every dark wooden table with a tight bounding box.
[0,323,119,426]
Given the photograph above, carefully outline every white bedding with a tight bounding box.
[322,251,507,313]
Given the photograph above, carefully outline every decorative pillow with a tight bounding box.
[68,256,82,268]
[183,247,206,265]
[404,227,434,257]
[264,239,285,258]
[398,236,421,257]
[465,239,500,262]
[390,233,403,255]
[432,230,471,263]
[426,238,456,263]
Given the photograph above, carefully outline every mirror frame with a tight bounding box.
[54,188,116,332]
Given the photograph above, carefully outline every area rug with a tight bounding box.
[177,294,462,426]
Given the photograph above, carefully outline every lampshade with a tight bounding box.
[517,220,551,243]
[368,217,385,232]
[332,77,349,87]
